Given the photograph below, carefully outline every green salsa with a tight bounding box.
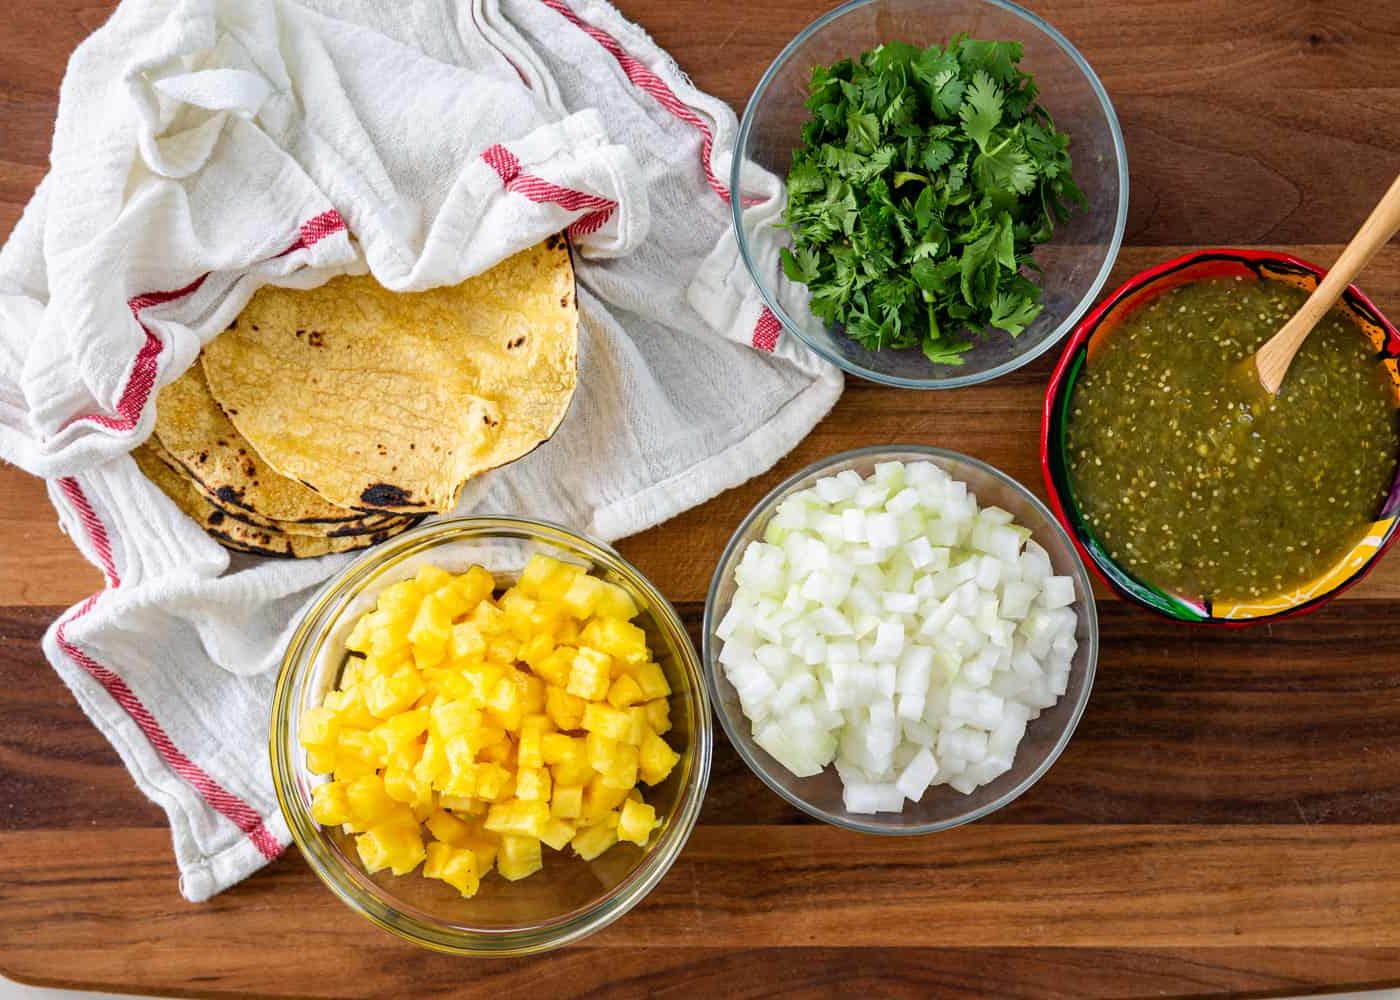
[1066,276,1399,602]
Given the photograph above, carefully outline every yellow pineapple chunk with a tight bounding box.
[551,784,584,820]
[332,755,377,783]
[310,781,352,826]
[594,581,640,621]
[640,730,681,786]
[617,799,658,846]
[582,702,638,744]
[453,565,496,611]
[635,663,671,700]
[539,817,578,852]
[356,819,425,875]
[305,747,338,776]
[581,775,630,822]
[375,579,422,626]
[581,617,650,667]
[532,646,576,688]
[484,799,551,839]
[413,564,452,593]
[560,573,607,618]
[567,648,612,701]
[544,685,585,730]
[365,667,426,719]
[519,633,555,673]
[425,809,473,846]
[299,706,340,749]
[515,766,552,802]
[644,697,672,736]
[408,592,453,668]
[570,823,618,861]
[423,841,481,897]
[586,731,619,774]
[516,714,552,768]
[516,554,580,601]
[474,762,515,802]
[605,673,645,709]
[497,835,543,881]
[335,729,378,764]
[485,672,525,730]
[449,622,487,662]
[600,743,640,791]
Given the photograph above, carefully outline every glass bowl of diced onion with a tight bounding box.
[271,516,711,955]
[702,446,1097,834]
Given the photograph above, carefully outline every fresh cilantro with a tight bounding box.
[780,36,1084,363]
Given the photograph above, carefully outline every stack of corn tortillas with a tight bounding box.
[135,238,579,558]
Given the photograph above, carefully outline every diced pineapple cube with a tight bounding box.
[644,697,671,736]
[306,747,338,775]
[299,706,340,749]
[463,832,500,876]
[551,784,584,819]
[517,715,553,768]
[539,817,578,852]
[332,755,377,783]
[617,799,658,846]
[635,663,671,700]
[581,618,650,666]
[413,564,452,593]
[594,581,639,621]
[532,647,576,688]
[459,663,505,706]
[477,738,515,767]
[582,774,630,821]
[484,799,551,839]
[345,613,374,654]
[414,735,447,786]
[345,775,403,827]
[374,706,429,750]
[431,701,483,742]
[570,823,618,861]
[544,686,585,731]
[336,729,378,764]
[517,554,582,601]
[499,590,539,641]
[582,702,641,747]
[606,673,645,709]
[484,672,526,730]
[474,763,514,802]
[515,766,552,802]
[310,781,352,826]
[382,766,429,805]
[640,730,681,786]
[497,835,543,881]
[423,841,481,897]
[438,794,486,815]
[555,618,582,646]
[325,687,379,729]
[425,809,474,846]
[365,667,426,719]
[519,633,555,673]
[408,592,453,668]
[376,580,422,625]
[567,648,612,701]
[356,819,425,875]
[600,743,640,790]
[449,622,487,662]
[411,796,438,823]
[467,599,506,636]
[453,565,496,612]
[586,731,619,774]
[560,573,607,619]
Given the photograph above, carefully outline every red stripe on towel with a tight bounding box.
[480,143,618,240]
[751,306,782,352]
[53,481,283,861]
[536,0,759,207]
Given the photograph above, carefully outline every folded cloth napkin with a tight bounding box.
[0,0,841,900]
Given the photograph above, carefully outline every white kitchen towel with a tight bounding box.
[0,0,842,900]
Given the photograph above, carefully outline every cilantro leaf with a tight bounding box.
[781,37,1084,363]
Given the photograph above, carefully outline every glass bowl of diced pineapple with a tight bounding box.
[271,516,711,955]
[703,445,1097,835]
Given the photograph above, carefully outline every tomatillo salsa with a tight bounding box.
[1065,276,1399,602]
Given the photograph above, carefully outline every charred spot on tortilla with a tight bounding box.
[208,510,225,526]
[360,483,420,507]
[215,485,248,509]
[307,331,325,347]
[508,336,526,350]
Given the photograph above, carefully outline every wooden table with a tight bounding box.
[3,0,1400,996]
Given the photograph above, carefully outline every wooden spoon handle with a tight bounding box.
[1256,172,1400,394]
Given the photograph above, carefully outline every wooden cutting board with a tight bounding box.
[2,0,1400,996]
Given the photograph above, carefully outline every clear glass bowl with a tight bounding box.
[271,517,712,955]
[732,0,1128,388]
[703,446,1098,833]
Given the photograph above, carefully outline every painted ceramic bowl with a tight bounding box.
[1041,249,1400,625]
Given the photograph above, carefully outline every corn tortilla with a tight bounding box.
[200,237,578,513]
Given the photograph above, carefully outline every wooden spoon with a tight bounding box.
[1252,172,1400,395]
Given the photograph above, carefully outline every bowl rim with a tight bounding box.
[1039,246,1400,627]
[730,0,1130,389]
[702,444,1100,834]
[270,514,713,956]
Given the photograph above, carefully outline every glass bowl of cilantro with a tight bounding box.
[732,0,1127,387]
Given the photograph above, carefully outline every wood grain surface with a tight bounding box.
[2,0,1400,997]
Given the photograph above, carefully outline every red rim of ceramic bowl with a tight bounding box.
[1040,247,1400,626]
